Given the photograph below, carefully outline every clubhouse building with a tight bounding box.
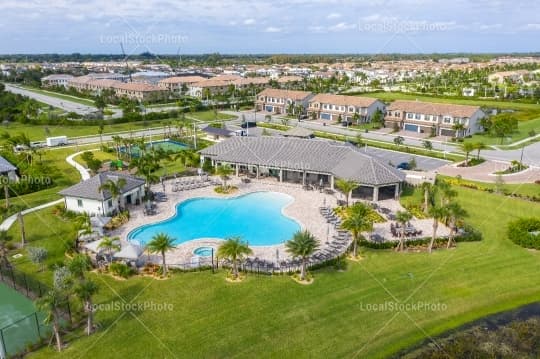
[200,137,406,201]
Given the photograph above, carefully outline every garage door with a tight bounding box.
[440,128,455,137]
[265,105,273,112]
[404,124,418,132]
[320,113,331,120]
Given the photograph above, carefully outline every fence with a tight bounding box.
[0,264,73,358]
[0,312,50,359]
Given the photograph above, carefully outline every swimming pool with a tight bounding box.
[121,140,189,158]
[128,192,301,246]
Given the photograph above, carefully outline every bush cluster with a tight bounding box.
[507,217,540,249]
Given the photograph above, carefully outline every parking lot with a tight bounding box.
[361,147,450,171]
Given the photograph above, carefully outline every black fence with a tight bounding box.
[0,264,74,358]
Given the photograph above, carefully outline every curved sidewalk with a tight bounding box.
[437,160,540,183]
[0,150,93,231]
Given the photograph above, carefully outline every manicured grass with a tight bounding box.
[18,85,96,106]
[15,186,540,358]
[357,91,540,112]
[187,110,236,122]
[462,117,540,146]
[0,111,226,141]
[437,175,540,198]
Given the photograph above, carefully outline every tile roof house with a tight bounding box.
[112,82,168,102]
[255,88,314,116]
[384,100,485,137]
[59,172,146,216]
[200,137,405,201]
[308,94,385,123]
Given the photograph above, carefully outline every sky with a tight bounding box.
[1,0,540,54]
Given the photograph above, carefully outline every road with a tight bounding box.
[225,111,540,167]
[4,84,126,118]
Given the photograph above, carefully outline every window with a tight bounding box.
[348,106,354,113]
[415,113,421,120]
[407,113,414,119]
[443,116,452,123]
[108,200,113,208]
[77,199,83,207]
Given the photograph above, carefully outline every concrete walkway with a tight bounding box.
[66,150,95,181]
[0,150,92,231]
[0,199,64,231]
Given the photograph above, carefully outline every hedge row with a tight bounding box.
[507,217,540,249]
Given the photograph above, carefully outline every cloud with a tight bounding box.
[264,26,282,33]
[522,23,540,30]
[243,18,256,25]
[327,13,341,20]
[328,22,356,32]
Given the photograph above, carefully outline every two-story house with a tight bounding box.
[307,94,385,123]
[385,100,485,137]
[255,89,314,115]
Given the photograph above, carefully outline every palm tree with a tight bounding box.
[74,213,91,251]
[452,123,465,137]
[341,203,372,258]
[218,237,252,280]
[460,142,475,166]
[473,141,487,160]
[436,180,457,206]
[215,164,234,190]
[74,279,99,335]
[99,177,127,211]
[395,211,413,252]
[428,205,449,254]
[335,178,358,207]
[420,182,434,214]
[446,202,467,249]
[98,236,120,263]
[146,233,176,276]
[285,230,319,281]
[35,289,65,351]
[2,175,9,209]
[68,254,92,280]
[111,135,123,159]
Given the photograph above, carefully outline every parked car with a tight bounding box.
[241,121,257,129]
[396,162,411,170]
[341,120,352,127]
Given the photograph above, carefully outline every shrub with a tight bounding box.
[507,217,540,249]
[109,262,135,278]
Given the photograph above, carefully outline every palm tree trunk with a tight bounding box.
[86,299,93,335]
[429,220,438,253]
[423,189,429,214]
[300,258,306,281]
[161,251,167,276]
[447,220,456,249]
[53,319,62,351]
[352,235,358,257]
[232,260,238,279]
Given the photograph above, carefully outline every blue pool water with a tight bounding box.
[128,192,301,246]
[193,247,214,257]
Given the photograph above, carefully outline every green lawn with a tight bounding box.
[11,186,539,358]
[463,117,540,146]
[17,85,96,106]
[437,175,540,198]
[0,111,226,141]
[187,110,236,122]
[357,91,540,112]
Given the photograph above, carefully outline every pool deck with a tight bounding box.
[113,177,450,265]
[114,177,342,266]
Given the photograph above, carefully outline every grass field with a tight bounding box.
[18,85,96,107]
[462,117,540,146]
[357,91,540,112]
[6,185,538,358]
[0,110,233,141]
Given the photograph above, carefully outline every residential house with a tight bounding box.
[158,76,207,93]
[384,100,485,137]
[0,156,18,182]
[112,82,168,102]
[41,74,74,88]
[255,88,314,115]
[188,79,233,98]
[59,172,146,216]
[307,94,385,123]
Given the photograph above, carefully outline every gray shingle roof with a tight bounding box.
[200,137,405,186]
[201,125,234,137]
[0,156,17,173]
[59,172,146,201]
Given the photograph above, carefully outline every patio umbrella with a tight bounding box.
[90,216,112,228]
[113,243,144,260]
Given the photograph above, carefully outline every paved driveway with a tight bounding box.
[354,146,449,171]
